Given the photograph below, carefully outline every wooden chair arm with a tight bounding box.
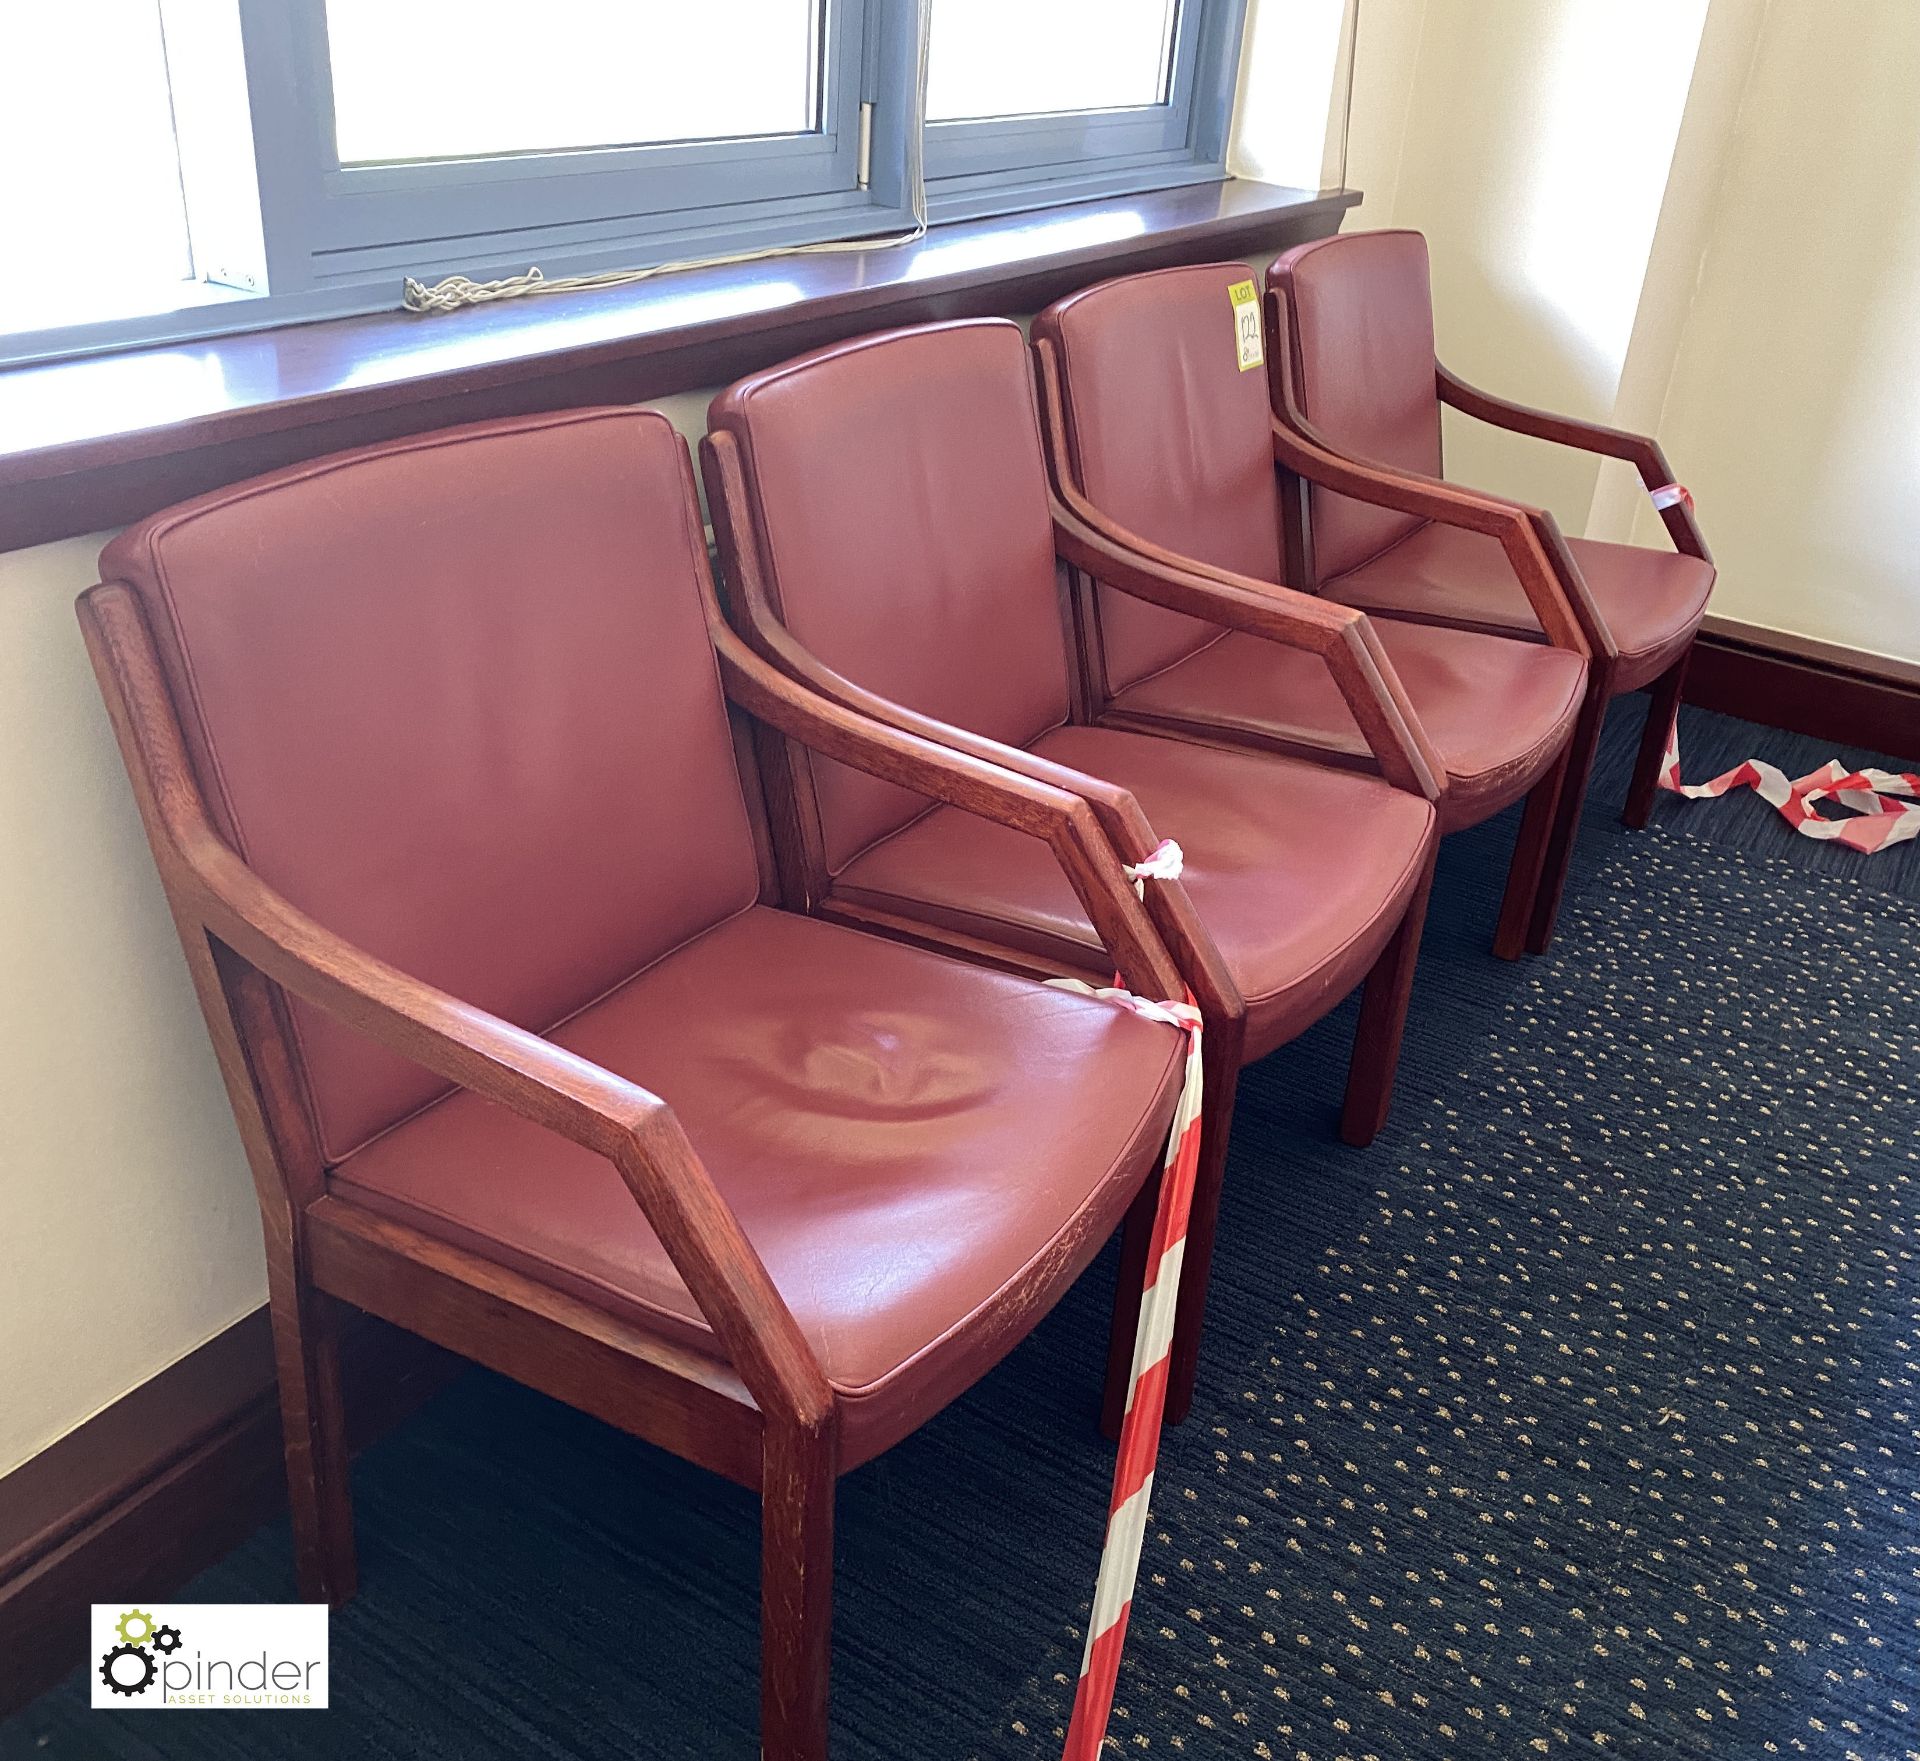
[1268,414,1597,659]
[1438,361,1667,463]
[79,582,833,1432]
[1032,323,1453,771]
[709,610,1186,1004]
[1262,286,1607,657]
[1049,491,1444,804]
[1435,363,1711,563]
[699,429,1236,1021]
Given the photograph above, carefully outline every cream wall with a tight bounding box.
[1362,0,1709,527]
[1582,0,1772,551]
[1617,3,1920,664]
[1244,0,1920,672]
[1230,0,1357,191]
[0,535,259,1476]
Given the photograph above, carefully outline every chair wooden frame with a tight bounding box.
[76,439,1191,1761]
[1437,363,1715,840]
[702,411,1440,1438]
[1265,280,1715,955]
[1030,323,1591,962]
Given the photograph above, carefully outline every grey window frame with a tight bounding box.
[0,0,1248,369]
[0,0,917,366]
[241,0,904,293]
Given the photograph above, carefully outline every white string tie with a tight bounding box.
[403,14,931,317]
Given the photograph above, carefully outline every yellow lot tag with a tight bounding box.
[1228,279,1263,371]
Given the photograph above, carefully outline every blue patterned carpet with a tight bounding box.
[7,698,1917,1760]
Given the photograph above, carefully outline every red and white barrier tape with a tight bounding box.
[1122,837,1186,886]
[1045,838,1205,1760]
[1048,981,1202,1761]
[1658,717,1920,853]
[1643,482,1915,852]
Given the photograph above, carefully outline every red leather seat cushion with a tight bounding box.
[1329,523,1716,694]
[331,906,1183,1469]
[834,726,1436,1062]
[1110,621,1587,833]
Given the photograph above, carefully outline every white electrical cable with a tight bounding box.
[402,8,932,316]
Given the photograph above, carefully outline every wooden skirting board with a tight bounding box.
[0,1310,456,1715]
[1687,618,1919,761]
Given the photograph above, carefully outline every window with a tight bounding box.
[322,4,824,164]
[928,1,1180,121]
[0,4,208,335]
[0,0,1246,366]
[923,0,1246,218]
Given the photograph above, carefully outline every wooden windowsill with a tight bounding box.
[0,178,1359,553]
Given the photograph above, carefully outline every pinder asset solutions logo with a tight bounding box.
[91,1604,329,1709]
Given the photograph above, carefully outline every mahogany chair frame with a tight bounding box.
[1265,285,1715,955]
[1438,363,1715,837]
[1030,327,1591,962]
[702,418,1441,1435]
[76,439,1193,1761]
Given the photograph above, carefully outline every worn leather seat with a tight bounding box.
[1111,621,1584,831]
[1031,263,1586,836]
[1267,229,1716,700]
[838,726,1431,1061]
[1331,525,1714,693]
[332,902,1180,1467]
[98,406,1183,1472]
[706,320,1439,1070]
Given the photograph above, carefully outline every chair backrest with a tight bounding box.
[1034,262,1286,692]
[1267,230,1443,581]
[708,319,1075,875]
[99,409,764,1165]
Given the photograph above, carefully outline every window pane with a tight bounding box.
[0,1,195,331]
[927,0,1179,123]
[324,0,824,165]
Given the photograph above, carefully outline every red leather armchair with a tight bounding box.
[79,408,1194,1761]
[703,317,1441,1434]
[1267,229,1716,951]
[1031,262,1591,960]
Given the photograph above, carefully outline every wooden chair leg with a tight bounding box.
[1340,854,1436,1148]
[760,1423,836,1761]
[1162,1033,1243,1428]
[1491,752,1570,961]
[1524,675,1609,957]
[1623,651,1691,830]
[266,1267,357,1607]
[1099,1170,1161,1442]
